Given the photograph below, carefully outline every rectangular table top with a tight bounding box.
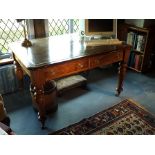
[10,33,125,69]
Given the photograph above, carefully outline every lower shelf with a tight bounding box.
[128,66,142,72]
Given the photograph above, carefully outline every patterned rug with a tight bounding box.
[50,99,155,135]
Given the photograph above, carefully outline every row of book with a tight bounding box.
[128,52,143,70]
[126,31,146,52]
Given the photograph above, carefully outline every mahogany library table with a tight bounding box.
[10,34,131,128]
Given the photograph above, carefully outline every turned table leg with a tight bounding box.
[36,93,46,129]
[30,68,48,129]
[116,61,127,96]
[30,85,47,129]
[35,89,58,128]
[115,46,131,96]
[30,80,57,129]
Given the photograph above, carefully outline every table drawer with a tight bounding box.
[44,58,89,79]
[90,51,123,68]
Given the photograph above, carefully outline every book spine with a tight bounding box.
[128,52,135,67]
[134,54,140,70]
[138,55,143,70]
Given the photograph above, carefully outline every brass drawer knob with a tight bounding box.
[78,63,84,68]
[95,60,100,64]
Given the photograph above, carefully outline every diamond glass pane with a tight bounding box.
[73,19,79,33]
[0,19,25,53]
[48,19,69,36]
[48,19,79,36]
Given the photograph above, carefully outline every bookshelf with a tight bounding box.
[126,26,148,72]
[118,23,155,72]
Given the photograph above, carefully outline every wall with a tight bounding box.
[125,19,155,28]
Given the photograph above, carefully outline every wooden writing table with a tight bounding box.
[10,34,131,128]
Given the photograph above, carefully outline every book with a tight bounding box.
[127,32,134,46]
[134,54,140,70]
[136,35,146,52]
[137,55,143,70]
[128,52,135,67]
